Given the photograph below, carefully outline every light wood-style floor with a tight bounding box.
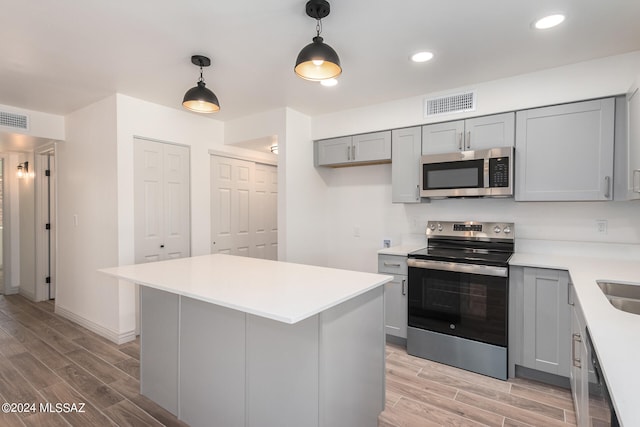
[380,343,611,427]
[0,294,187,427]
[0,294,605,427]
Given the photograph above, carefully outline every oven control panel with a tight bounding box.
[426,221,514,239]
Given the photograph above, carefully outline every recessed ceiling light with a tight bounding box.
[320,78,338,87]
[533,14,565,30]
[411,51,434,63]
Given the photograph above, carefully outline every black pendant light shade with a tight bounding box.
[183,55,220,113]
[294,0,342,81]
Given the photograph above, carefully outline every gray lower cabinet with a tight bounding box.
[570,284,589,427]
[391,126,422,203]
[509,266,571,379]
[315,131,391,167]
[515,98,615,201]
[378,254,408,341]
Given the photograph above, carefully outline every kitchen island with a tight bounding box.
[100,254,393,427]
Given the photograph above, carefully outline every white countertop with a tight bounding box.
[510,252,640,426]
[100,254,393,325]
[377,245,425,256]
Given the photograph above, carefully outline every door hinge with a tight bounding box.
[45,277,51,284]
[45,223,51,230]
[45,169,51,177]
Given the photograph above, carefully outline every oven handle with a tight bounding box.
[407,259,508,277]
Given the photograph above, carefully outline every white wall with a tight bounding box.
[57,95,121,336]
[305,51,640,273]
[0,103,65,141]
[17,152,36,299]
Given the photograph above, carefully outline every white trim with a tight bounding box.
[55,304,137,344]
[133,135,189,149]
[18,287,36,301]
[208,149,277,166]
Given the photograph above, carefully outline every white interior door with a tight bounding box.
[134,138,190,264]
[252,163,278,260]
[211,156,253,256]
[211,156,277,260]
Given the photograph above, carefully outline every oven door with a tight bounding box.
[407,259,508,347]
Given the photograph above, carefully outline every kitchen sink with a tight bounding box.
[597,281,640,315]
[609,298,640,315]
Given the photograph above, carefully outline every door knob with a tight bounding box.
[160,244,165,248]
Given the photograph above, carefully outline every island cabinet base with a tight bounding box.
[139,285,385,427]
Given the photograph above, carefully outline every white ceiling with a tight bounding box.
[1,0,640,125]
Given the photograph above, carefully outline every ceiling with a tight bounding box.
[1,0,640,125]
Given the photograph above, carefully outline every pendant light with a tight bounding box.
[294,0,342,81]
[182,55,220,113]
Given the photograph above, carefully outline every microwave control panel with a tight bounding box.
[488,157,510,187]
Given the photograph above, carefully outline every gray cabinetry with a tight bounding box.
[515,98,615,201]
[316,131,391,167]
[509,266,571,379]
[570,284,589,427]
[391,127,422,203]
[422,112,515,155]
[378,254,408,341]
[616,78,640,200]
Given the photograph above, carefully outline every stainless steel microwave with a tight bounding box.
[420,146,514,198]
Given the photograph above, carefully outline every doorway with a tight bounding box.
[35,149,56,300]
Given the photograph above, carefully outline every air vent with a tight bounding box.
[0,110,29,130]
[424,91,476,117]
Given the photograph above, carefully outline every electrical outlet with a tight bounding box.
[596,219,608,234]
[383,239,391,248]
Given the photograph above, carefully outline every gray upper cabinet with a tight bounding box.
[316,131,391,167]
[615,78,640,200]
[515,98,615,201]
[315,136,352,166]
[392,127,422,203]
[422,112,515,155]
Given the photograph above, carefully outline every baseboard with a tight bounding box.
[54,305,136,345]
[18,288,36,301]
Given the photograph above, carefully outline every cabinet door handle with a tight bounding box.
[604,176,611,199]
[401,279,406,296]
[347,146,351,161]
[572,333,582,368]
[383,262,402,267]
[634,170,640,193]
[465,131,471,150]
[567,282,574,306]
[352,145,356,161]
[458,133,463,150]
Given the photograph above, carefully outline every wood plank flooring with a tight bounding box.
[0,294,187,427]
[380,343,611,427]
[0,294,605,427]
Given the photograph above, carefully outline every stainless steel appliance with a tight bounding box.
[420,146,514,198]
[407,220,514,380]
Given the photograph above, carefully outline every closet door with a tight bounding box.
[210,156,253,256]
[134,138,190,263]
[252,163,278,260]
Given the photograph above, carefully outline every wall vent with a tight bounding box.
[424,91,476,117]
[0,110,29,130]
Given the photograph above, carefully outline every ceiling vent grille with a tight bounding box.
[424,91,476,117]
[0,110,29,130]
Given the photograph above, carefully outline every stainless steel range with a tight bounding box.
[407,220,514,380]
